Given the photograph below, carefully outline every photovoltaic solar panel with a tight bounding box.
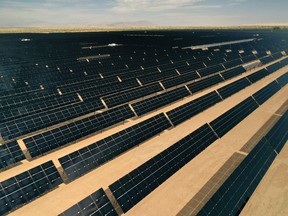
[276,72,288,87]
[280,57,288,66]
[252,81,281,105]
[241,54,257,63]
[197,64,225,77]
[198,138,276,216]
[166,91,222,126]
[222,58,243,69]
[187,74,224,94]
[102,83,163,108]
[266,61,284,74]
[220,66,246,80]
[109,124,218,213]
[132,87,190,116]
[217,77,251,99]
[0,140,25,170]
[209,97,259,138]
[0,94,80,123]
[24,105,135,158]
[265,111,288,153]
[161,72,200,89]
[0,99,104,141]
[246,68,269,83]
[59,113,171,181]
[0,160,63,215]
[138,70,179,84]
[260,55,274,64]
[79,79,140,101]
[59,188,117,216]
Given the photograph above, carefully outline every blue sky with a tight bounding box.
[0,0,287,27]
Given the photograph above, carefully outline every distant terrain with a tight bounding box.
[0,24,288,34]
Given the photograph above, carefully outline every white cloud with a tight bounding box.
[110,0,206,13]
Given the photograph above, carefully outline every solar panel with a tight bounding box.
[220,66,246,80]
[132,87,190,116]
[280,57,288,66]
[222,58,243,69]
[198,138,276,216]
[59,188,117,216]
[187,74,224,94]
[266,61,284,74]
[0,99,104,141]
[246,68,269,83]
[59,113,171,181]
[102,83,163,108]
[241,54,257,63]
[0,94,80,123]
[0,161,63,215]
[252,81,281,105]
[217,77,251,99]
[80,79,140,101]
[24,105,135,158]
[276,72,288,87]
[197,64,225,77]
[265,111,288,153]
[166,91,222,126]
[161,72,200,89]
[109,124,218,213]
[209,97,259,138]
[260,55,274,64]
[0,140,25,170]
[138,70,179,84]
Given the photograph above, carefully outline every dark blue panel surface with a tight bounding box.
[252,81,281,105]
[265,112,288,153]
[132,87,190,116]
[24,105,135,158]
[187,74,224,93]
[220,66,246,80]
[217,77,251,99]
[59,188,117,216]
[0,161,62,215]
[167,91,222,126]
[209,97,259,137]
[109,124,218,213]
[59,113,171,181]
[0,141,25,170]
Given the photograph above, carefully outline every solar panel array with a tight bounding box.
[0,29,287,215]
[166,91,222,126]
[59,113,172,181]
[131,87,190,116]
[109,124,218,213]
[0,140,25,170]
[198,138,276,216]
[59,188,117,216]
[209,97,259,137]
[0,161,63,215]
[23,105,135,158]
[198,111,288,216]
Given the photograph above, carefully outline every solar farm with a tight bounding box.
[0,29,288,216]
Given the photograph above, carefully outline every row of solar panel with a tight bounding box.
[198,111,288,215]
[0,60,244,142]
[59,113,172,181]
[23,105,135,158]
[107,80,284,213]
[19,62,286,160]
[59,188,118,216]
[1,49,258,110]
[0,54,244,123]
[0,161,63,215]
[2,66,286,172]
[1,99,104,141]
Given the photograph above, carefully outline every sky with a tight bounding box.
[0,0,287,27]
